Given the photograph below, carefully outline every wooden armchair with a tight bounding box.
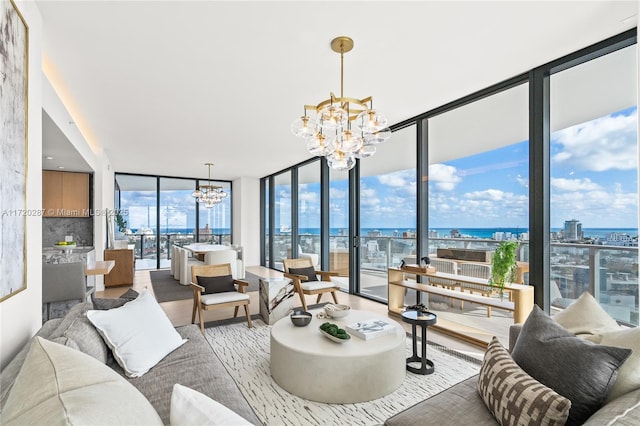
[190,263,252,333]
[283,258,339,311]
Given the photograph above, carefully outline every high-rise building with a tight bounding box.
[564,219,583,241]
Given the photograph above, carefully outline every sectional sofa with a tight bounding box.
[0,296,260,425]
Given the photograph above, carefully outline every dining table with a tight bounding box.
[182,244,235,261]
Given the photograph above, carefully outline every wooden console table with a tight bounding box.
[85,260,115,276]
[388,268,534,347]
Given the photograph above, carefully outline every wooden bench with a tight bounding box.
[388,268,534,347]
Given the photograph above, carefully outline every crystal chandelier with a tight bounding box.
[290,36,391,171]
[191,163,227,208]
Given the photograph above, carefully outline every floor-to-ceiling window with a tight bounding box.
[426,82,529,332]
[116,175,158,269]
[260,29,637,333]
[116,173,233,270]
[358,124,417,301]
[197,181,232,245]
[159,178,197,269]
[549,43,638,325]
[329,168,350,291]
[273,171,292,271]
[297,161,321,266]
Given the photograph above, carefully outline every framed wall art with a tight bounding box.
[0,0,29,302]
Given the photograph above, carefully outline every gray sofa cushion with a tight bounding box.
[384,376,498,426]
[109,324,260,425]
[511,306,631,426]
[583,388,640,425]
[62,314,109,363]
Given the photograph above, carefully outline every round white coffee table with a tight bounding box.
[270,309,406,403]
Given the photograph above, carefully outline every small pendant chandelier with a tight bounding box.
[290,36,391,171]
[191,163,227,208]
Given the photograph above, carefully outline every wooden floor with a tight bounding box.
[96,265,487,361]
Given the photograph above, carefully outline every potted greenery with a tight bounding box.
[115,210,127,234]
[489,241,519,299]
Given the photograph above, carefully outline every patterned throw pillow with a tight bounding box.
[477,337,571,426]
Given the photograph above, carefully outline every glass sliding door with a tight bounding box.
[160,178,197,269]
[115,175,158,270]
[197,181,232,244]
[263,179,270,267]
[329,169,350,291]
[297,161,321,267]
[358,124,417,301]
[549,44,638,325]
[273,172,292,271]
[427,83,529,338]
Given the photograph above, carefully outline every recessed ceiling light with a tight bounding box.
[58,166,65,169]
[45,156,53,160]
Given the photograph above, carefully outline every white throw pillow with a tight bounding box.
[598,327,640,402]
[2,337,162,425]
[552,291,621,337]
[87,288,187,377]
[170,384,252,426]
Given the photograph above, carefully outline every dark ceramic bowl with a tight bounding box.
[290,309,312,327]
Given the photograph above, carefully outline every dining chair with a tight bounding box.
[204,249,238,278]
[179,247,204,285]
[172,245,181,280]
[282,258,339,312]
[190,263,252,333]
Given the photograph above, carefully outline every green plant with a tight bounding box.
[489,241,519,298]
[320,322,350,340]
[115,210,127,233]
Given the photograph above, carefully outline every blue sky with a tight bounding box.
[122,106,638,232]
[296,106,638,230]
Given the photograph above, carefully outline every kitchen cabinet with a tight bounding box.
[43,171,90,217]
[104,249,135,287]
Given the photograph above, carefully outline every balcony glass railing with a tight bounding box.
[270,234,638,326]
[124,232,232,265]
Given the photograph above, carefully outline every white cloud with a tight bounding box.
[329,187,347,199]
[299,190,318,203]
[378,174,407,187]
[516,174,529,188]
[464,189,506,201]
[429,164,462,191]
[550,177,603,191]
[429,189,529,227]
[552,111,638,171]
[550,188,637,226]
[360,187,380,207]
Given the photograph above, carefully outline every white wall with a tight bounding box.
[232,177,261,267]
[0,0,43,370]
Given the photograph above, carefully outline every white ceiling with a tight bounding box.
[37,1,638,181]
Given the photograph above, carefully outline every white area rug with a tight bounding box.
[205,319,481,426]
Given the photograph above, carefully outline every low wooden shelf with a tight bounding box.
[387,268,534,347]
